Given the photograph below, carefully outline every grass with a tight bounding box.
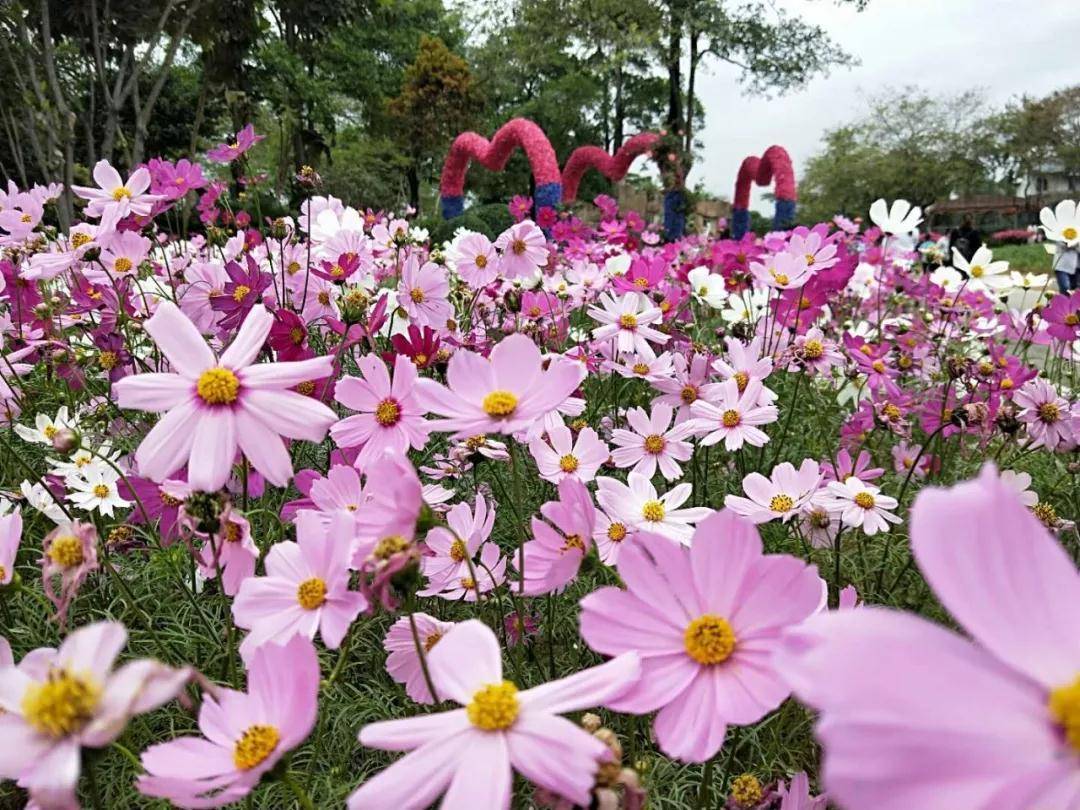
[991,242,1052,273]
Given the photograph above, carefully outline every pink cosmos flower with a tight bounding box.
[821,447,884,483]
[346,620,641,810]
[518,478,596,595]
[611,402,694,482]
[596,472,710,545]
[114,302,336,492]
[588,292,668,360]
[332,353,430,469]
[1042,290,1080,342]
[707,337,776,404]
[0,508,20,585]
[778,772,827,810]
[0,622,189,810]
[689,378,779,451]
[593,508,635,565]
[420,494,498,596]
[416,333,584,438]
[751,250,814,290]
[282,463,370,529]
[197,509,259,596]
[138,635,318,808]
[579,511,822,763]
[779,465,1080,809]
[890,440,929,478]
[789,327,843,374]
[233,511,367,661]
[494,220,547,279]
[816,476,901,536]
[651,352,711,423]
[1014,377,1073,450]
[529,422,608,484]
[71,160,158,232]
[451,232,498,287]
[41,521,99,624]
[399,256,453,328]
[206,123,265,163]
[383,613,457,704]
[724,459,822,524]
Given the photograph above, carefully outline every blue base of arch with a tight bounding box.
[774,198,796,230]
[440,195,464,220]
[731,207,750,239]
[663,189,686,240]
[534,182,562,216]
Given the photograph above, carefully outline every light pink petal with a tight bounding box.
[57,620,126,681]
[653,671,728,763]
[520,653,639,714]
[579,586,684,656]
[360,709,470,752]
[604,652,699,714]
[145,302,214,379]
[219,305,273,368]
[239,355,334,390]
[426,620,503,704]
[441,732,511,810]
[347,734,466,809]
[911,466,1080,687]
[114,373,192,412]
[140,735,233,780]
[187,410,237,492]
[235,408,293,487]
[242,389,336,442]
[93,160,123,190]
[507,714,611,806]
[730,555,822,636]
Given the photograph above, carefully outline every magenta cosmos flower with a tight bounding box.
[779,465,1080,809]
[206,123,265,163]
[331,353,430,469]
[579,511,823,763]
[346,620,640,809]
[233,510,367,661]
[138,635,318,808]
[114,302,336,492]
[383,612,457,704]
[416,333,584,438]
[0,622,190,810]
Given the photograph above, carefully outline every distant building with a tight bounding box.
[1016,162,1078,202]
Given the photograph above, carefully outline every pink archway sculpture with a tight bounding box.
[560,132,660,203]
[732,145,797,237]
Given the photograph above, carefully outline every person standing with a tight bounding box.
[948,214,982,265]
[1053,242,1079,292]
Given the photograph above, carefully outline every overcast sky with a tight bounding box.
[694,0,1080,213]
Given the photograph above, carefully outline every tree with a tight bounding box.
[387,35,482,214]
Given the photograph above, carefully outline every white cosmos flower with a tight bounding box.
[951,245,1010,293]
[720,287,769,323]
[687,266,727,308]
[1039,199,1080,246]
[67,464,130,517]
[998,469,1038,507]
[930,265,965,293]
[869,198,922,235]
[14,407,75,445]
[21,480,67,523]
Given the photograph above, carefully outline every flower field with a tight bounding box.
[0,132,1079,809]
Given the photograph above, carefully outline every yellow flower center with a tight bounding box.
[1038,403,1060,424]
[1064,313,1079,326]
[1049,676,1080,752]
[196,367,240,405]
[632,362,650,375]
[970,265,984,278]
[1064,227,1078,240]
[618,313,638,329]
[375,398,401,426]
[48,535,84,568]
[854,491,876,509]
[460,576,476,590]
[111,187,132,201]
[113,257,133,274]
[92,484,110,499]
[802,339,824,360]
[22,669,102,737]
[465,435,487,451]
[474,254,488,268]
[449,539,467,563]
[607,522,627,542]
[318,291,331,305]
[99,350,119,370]
[467,681,520,730]
[511,238,527,256]
[680,385,698,404]
[71,232,92,249]
[770,494,794,512]
[296,577,327,610]
[373,535,409,560]
[684,615,737,665]
[482,390,518,418]
[871,360,886,374]
[773,273,789,286]
[232,284,251,303]
[330,265,345,278]
[224,522,242,543]
[643,434,666,454]
[559,454,579,473]
[423,631,443,652]
[562,534,585,552]
[641,499,665,522]
[731,773,763,806]
[287,261,301,275]
[722,409,741,428]
[233,724,280,770]
[883,403,902,421]
[733,371,749,392]
[409,287,425,303]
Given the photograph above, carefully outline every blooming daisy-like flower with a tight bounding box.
[596,472,711,546]
[951,245,1010,293]
[384,613,457,704]
[398,256,453,328]
[788,230,839,272]
[1042,291,1080,342]
[233,510,367,661]
[890,441,930,479]
[1040,199,1080,247]
[588,292,668,360]
[690,378,779,451]
[41,521,99,622]
[707,336,776,404]
[66,463,130,517]
[14,407,75,446]
[651,353,711,423]
[789,328,843,375]
[579,510,822,763]
[593,508,635,565]
[421,494,497,595]
[868,198,922,235]
[687,266,727,308]
[0,621,189,810]
[345,620,640,810]
[494,220,547,279]
[96,230,151,280]
[71,160,159,232]
[1014,377,1073,450]
[817,476,901,537]
[998,468,1038,507]
[450,232,498,287]
[416,333,584,439]
[750,251,813,290]
[0,508,21,585]
[724,459,822,524]
[138,635,317,808]
[114,302,336,492]
[605,351,675,383]
[610,403,694,482]
[332,353,430,469]
[206,123,265,164]
[518,478,596,595]
[197,509,259,596]
[528,422,608,484]
[779,465,1080,810]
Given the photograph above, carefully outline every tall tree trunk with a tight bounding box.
[406,164,421,216]
[665,0,683,131]
[685,27,699,152]
[614,65,625,148]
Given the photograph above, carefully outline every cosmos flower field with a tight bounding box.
[1,130,1079,809]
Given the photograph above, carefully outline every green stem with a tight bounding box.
[408,609,440,703]
[694,757,715,810]
[278,770,316,810]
